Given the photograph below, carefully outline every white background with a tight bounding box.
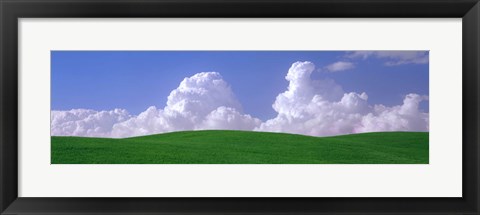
[18,19,462,197]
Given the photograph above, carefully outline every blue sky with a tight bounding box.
[51,51,429,121]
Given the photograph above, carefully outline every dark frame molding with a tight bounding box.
[1,0,479,214]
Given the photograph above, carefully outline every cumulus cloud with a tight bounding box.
[357,94,429,133]
[52,72,261,138]
[51,109,131,137]
[199,106,262,130]
[51,62,429,138]
[346,51,429,66]
[324,61,355,72]
[256,61,429,136]
[164,72,242,118]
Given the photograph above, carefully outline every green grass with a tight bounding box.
[51,130,428,164]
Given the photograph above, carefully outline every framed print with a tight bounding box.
[1,0,479,214]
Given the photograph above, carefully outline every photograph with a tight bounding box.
[51,51,429,164]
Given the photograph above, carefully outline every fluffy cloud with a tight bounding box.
[324,61,355,72]
[346,51,429,66]
[51,62,429,138]
[256,61,429,136]
[164,72,242,118]
[357,94,429,132]
[52,72,261,138]
[51,109,131,137]
[199,106,262,130]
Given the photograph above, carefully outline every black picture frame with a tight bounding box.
[1,0,479,214]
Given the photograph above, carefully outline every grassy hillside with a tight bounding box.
[51,130,428,164]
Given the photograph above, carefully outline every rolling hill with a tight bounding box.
[51,130,428,164]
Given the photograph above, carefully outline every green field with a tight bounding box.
[51,130,428,164]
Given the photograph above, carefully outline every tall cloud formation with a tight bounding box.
[51,62,429,138]
[257,61,428,136]
[52,72,261,138]
[110,72,263,137]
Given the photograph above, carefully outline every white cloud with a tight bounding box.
[256,61,429,136]
[346,51,429,66]
[164,72,242,118]
[52,72,261,138]
[324,61,355,72]
[51,62,429,138]
[199,106,261,130]
[51,109,131,137]
[356,94,429,133]
[110,106,172,138]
